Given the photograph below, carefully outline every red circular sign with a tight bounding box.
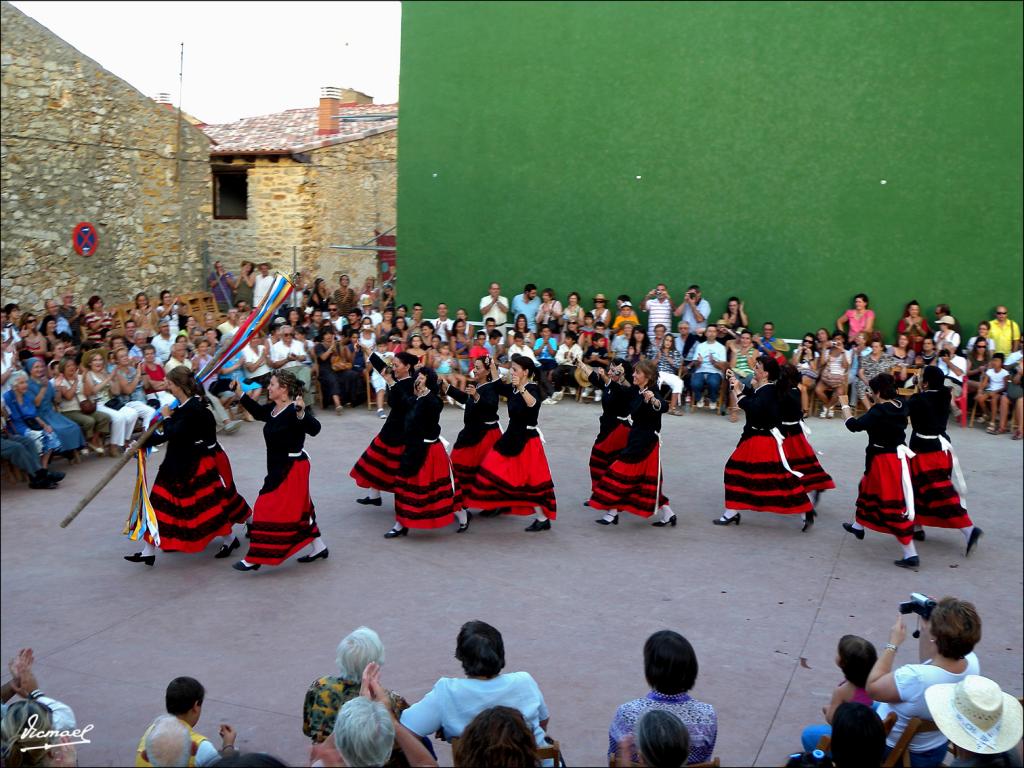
[72,222,98,257]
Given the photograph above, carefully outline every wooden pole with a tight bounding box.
[58,419,162,528]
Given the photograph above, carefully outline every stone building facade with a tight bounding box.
[0,1,212,310]
[202,91,397,291]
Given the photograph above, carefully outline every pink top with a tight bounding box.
[850,684,873,707]
[844,309,875,336]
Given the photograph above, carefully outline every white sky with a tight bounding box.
[10,1,402,124]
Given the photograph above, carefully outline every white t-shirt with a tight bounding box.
[644,298,673,335]
[508,343,537,363]
[400,672,549,747]
[253,273,275,308]
[877,653,980,752]
[270,339,308,368]
[694,340,727,375]
[938,355,967,384]
[985,367,1010,392]
[151,333,174,363]
[243,345,271,379]
[480,295,510,325]
[433,317,454,343]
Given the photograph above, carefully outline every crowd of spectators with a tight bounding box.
[2,603,1021,767]
[2,273,1022,487]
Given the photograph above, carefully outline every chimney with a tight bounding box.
[318,86,341,135]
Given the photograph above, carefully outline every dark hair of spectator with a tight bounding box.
[854,293,870,306]
[993,352,1005,361]
[868,373,897,401]
[836,635,877,689]
[687,284,700,292]
[929,597,981,660]
[643,630,698,695]
[454,706,537,768]
[87,295,102,309]
[524,283,537,293]
[830,702,885,768]
[617,294,631,303]
[456,620,506,678]
[165,677,204,716]
[635,709,691,768]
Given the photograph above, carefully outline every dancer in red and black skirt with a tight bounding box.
[779,364,835,530]
[444,356,502,528]
[590,358,676,527]
[838,373,919,569]
[908,366,982,555]
[582,357,634,505]
[715,355,813,528]
[232,369,327,571]
[386,367,464,538]
[124,367,250,566]
[350,351,418,507]
[464,354,557,532]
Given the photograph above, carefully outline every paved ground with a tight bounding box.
[2,399,1022,767]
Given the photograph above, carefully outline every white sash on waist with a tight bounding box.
[916,433,967,508]
[896,444,918,522]
[526,425,545,444]
[288,450,307,458]
[771,427,803,478]
[781,419,813,437]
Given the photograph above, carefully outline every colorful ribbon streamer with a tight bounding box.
[124,273,295,542]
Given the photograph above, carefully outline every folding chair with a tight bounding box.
[882,717,940,767]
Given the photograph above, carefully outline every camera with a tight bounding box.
[687,291,696,298]
[899,592,937,621]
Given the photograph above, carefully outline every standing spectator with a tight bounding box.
[897,300,931,355]
[156,290,182,336]
[207,260,236,311]
[58,293,84,342]
[755,321,780,356]
[673,284,711,336]
[82,295,113,344]
[989,305,1021,354]
[562,291,585,330]
[234,260,256,310]
[643,283,675,337]
[252,262,275,308]
[1,303,21,347]
[331,274,358,316]
[613,299,640,335]
[135,677,236,767]
[690,326,729,409]
[719,296,750,335]
[591,293,612,326]
[40,298,72,338]
[934,304,963,336]
[479,282,510,327]
[535,288,563,334]
[510,284,541,333]
[837,293,876,339]
[934,316,962,353]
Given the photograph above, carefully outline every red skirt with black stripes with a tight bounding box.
[395,442,462,529]
[781,432,836,493]
[588,422,631,496]
[465,435,557,519]
[211,445,252,525]
[149,454,234,553]
[589,440,668,518]
[350,434,403,493]
[724,434,813,515]
[855,452,914,544]
[246,457,320,565]
[910,449,972,529]
[451,428,501,501]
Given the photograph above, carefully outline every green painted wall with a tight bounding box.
[397,1,1022,340]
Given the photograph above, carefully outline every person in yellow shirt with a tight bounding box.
[988,306,1021,354]
[612,297,640,335]
[136,677,236,767]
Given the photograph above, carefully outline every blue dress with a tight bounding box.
[2,388,65,454]
[26,380,85,451]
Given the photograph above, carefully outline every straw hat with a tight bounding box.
[924,675,1023,755]
[771,338,791,353]
[937,315,956,326]
[593,293,607,302]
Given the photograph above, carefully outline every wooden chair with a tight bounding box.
[363,368,375,411]
[882,716,940,767]
[1,458,29,485]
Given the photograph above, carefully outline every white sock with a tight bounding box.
[533,507,548,522]
[308,538,327,555]
[900,541,918,559]
[141,541,156,556]
[659,505,674,522]
[239,558,252,567]
[851,521,864,531]
[390,521,404,533]
[721,509,738,521]
[455,509,468,525]
[602,511,618,523]
[368,488,382,500]
[960,525,974,542]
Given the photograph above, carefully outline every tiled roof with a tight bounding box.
[202,103,397,155]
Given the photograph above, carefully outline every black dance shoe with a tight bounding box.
[357,496,383,506]
[912,528,926,542]
[525,519,551,532]
[595,515,619,526]
[713,513,741,526]
[811,489,823,508]
[652,515,677,528]
[457,512,473,534]
[801,510,817,533]
[478,508,503,518]
[124,552,155,566]
[965,527,983,557]
[894,556,920,570]
[384,526,409,539]
[232,560,261,571]
[842,522,865,540]
[214,537,240,559]
[582,500,591,507]
[297,548,329,563]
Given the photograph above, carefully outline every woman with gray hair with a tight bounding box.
[303,628,410,751]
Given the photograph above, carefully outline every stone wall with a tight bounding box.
[207,130,397,296]
[0,1,211,312]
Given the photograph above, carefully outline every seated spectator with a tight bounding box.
[82,295,113,344]
[510,315,534,348]
[535,288,563,334]
[612,299,640,336]
[3,371,62,472]
[888,333,916,386]
[437,346,468,395]
[534,327,559,403]
[111,349,157,428]
[611,322,634,357]
[964,322,992,357]
[136,677,236,767]
[400,621,550,749]
[988,306,1021,355]
[937,343,967,399]
[790,334,818,417]
[856,340,895,411]
[996,362,1022,440]
[629,328,651,366]
[562,291,585,330]
[755,321,780,356]
[609,630,716,765]
[934,316,962,354]
[1,647,77,765]
[192,338,214,373]
[508,332,537,364]
[449,319,472,374]
[925,676,1023,768]
[164,340,192,374]
[897,300,931,355]
[977,354,1010,432]
[140,345,176,408]
[918,337,938,368]
[649,333,684,415]
[269,325,312,392]
[550,331,583,401]
[830,702,886,768]
[689,326,728,410]
[591,294,612,327]
[800,635,878,752]
[314,328,346,414]
[719,296,749,337]
[815,333,850,418]
[454,706,538,768]
[25,357,84,455]
[867,597,981,767]
[151,318,174,363]
[837,293,876,339]
[933,304,961,336]
[19,317,47,362]
[617,709,692,768]
[83,349,139,455]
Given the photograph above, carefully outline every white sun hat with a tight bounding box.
[924,675,1023,755]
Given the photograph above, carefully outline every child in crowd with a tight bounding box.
[978,353,1010,432]
[800,635,878,752]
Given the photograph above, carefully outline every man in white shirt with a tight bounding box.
[550,330,584,401]
[690,326,729,408]
[937,342,967,393]
[433,303,454,343]
[269,325,312,391]
[127,330,145,361]
[217,308,241,340]
[642,283,674,337]
[479,282,510,327]
[151,318,175,363]
[674,284,712,336]
[252,262,275,308]
[360,297,383,329]
[164,341,192,374]
[242,336,272,388]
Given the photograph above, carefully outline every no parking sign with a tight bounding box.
[72,222,98,256]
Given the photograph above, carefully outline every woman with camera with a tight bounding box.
[838,373,918,568]
[866,598,982,767]
[908,366,982,554]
